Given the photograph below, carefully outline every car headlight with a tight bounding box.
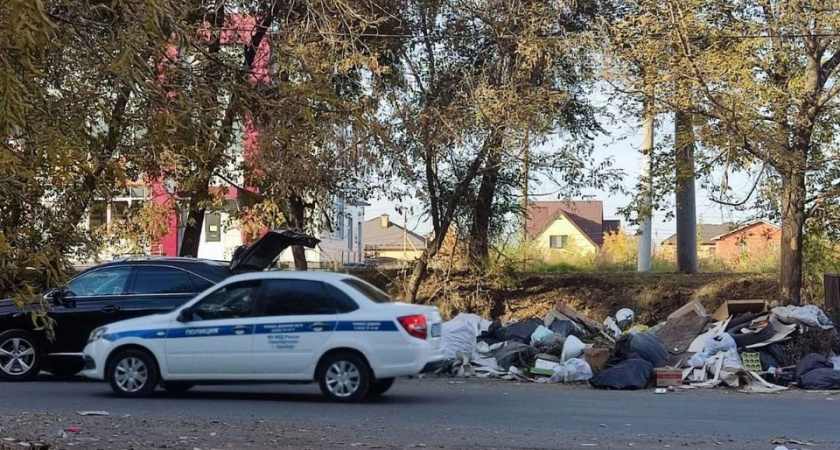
[88,327,108,343]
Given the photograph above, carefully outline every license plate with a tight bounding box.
[431,323,441,337]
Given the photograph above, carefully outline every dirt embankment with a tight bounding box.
[358,270,780,325]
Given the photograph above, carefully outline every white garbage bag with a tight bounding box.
[772,305,834,330]
[549,358,593,383]
[705,333,737,354]
[686,334,738,368]
[530,325,553,345]
[442,314,482,360]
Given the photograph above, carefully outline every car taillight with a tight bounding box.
[398,315,427,340]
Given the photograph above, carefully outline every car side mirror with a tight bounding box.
[52,288,76,309]
[176,308,193,323]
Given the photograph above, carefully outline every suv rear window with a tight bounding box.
[340,278,392,303]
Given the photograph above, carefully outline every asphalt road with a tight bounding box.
[0,376,837,449]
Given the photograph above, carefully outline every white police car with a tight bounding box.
[82,271,444,402]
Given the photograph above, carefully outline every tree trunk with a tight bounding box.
[178,205,205,257]
[405,255,430,303]
[405,218,448,303]
[61,84,133,238]
[288,192,308,271]
[470,147,502,267]
[675,105,697,274]
[178,5,275,259]
[780,172,806,305]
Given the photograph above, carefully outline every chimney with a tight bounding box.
[380,214,389,228]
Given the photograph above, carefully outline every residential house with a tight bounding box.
[660,223,737,258]
[363,214,426,264]
[526,201,621,254]
[660,221,781,260]
[712,220,781,260]
[276,198,368,268]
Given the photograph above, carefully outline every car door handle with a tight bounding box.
[100,305,120,314]
[310,322,329,332]
[233,326,252,335]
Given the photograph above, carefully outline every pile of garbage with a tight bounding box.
[437,297,840,392]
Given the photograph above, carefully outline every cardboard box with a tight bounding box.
[583,348,610,373]
[654,368,684,387]
[712,300,768,322]
[668,299,708,320]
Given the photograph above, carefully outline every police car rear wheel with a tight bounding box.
[0,330,41,382]
[318,353,370,402]
[368,378,395,397]
[108,349,159,398]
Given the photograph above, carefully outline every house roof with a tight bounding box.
[661,223,737,246]
[710,220,780,241]
[603,220,621,235]
[526,201,607,246]
[363,215,426,251]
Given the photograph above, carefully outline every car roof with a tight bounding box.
[76,257,232,281]
[222,271,356,284]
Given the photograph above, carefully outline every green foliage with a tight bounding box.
[604,0,840,302]
[803,228,840,305]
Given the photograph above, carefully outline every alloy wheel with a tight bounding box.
[114,356,149,393]
[324,360,362,398]
[0,337,36,377]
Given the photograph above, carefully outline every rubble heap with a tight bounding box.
[437,296,840,392]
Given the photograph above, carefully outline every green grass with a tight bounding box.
[528,261,586,273]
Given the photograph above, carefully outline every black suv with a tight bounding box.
[0,229,318,381]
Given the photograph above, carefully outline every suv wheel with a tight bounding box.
[368,378,395,397]
[107,349,159,398]
[318,352,371,402]
[0,330,42,381]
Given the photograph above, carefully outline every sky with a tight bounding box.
[363,89,762,246]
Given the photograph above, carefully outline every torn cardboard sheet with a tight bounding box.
[739,371,788,393]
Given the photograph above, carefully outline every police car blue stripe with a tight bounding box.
[254,322,338,334]
[104,329,167,341]
[104,320,399,341]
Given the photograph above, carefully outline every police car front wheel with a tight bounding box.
[107,349,159,398]
[318,352,371,402]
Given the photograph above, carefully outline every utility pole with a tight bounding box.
[637,90,654,272]
[675,93,698,273]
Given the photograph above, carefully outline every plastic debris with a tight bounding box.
[530,325,553,345]
[548,358,593,383]
[77,411,110,416]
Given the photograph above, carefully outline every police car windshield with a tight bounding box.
[341,278,392,303]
